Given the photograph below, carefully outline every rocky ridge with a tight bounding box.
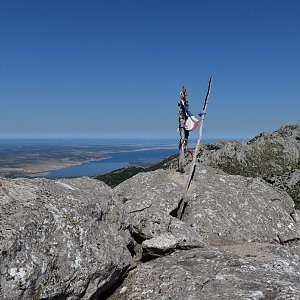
[109,166,300,299]
[161,124,300,209]
[199,124,300,205]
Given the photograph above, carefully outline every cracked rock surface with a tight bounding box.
[114,170,207,260]
[109,244,300,300]
[182,165,300,245]
[110,167,300,299]
[0,177,132,300]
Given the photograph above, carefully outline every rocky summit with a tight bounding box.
[1,124,300,299]
[110,166,300,300]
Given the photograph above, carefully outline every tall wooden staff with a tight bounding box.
[177,77,213,219]
[178,86,189,173]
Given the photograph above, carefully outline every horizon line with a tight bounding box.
[0,135,250,140]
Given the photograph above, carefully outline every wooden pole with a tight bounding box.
[178,86,189,173]
[177,77,213,219]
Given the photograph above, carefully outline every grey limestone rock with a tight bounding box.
[182,165,300,245]
[199,124,300,209]
[0,176,132,300]
[161,124,300,209]
[200,124,300,171]
[109,244,300,300]
[114,170,207,260]
[114,165,300,261]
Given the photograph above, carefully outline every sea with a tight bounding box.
[0,138,221,178]
[46,138,221,178]
[47,148,178,178]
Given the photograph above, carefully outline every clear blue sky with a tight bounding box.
[0,0,299,139]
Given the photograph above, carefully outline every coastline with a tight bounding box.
[1,146,179,178]
[46,147,179,178]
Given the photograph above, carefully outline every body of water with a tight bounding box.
[47,148,178,178]
[0,137,223,178]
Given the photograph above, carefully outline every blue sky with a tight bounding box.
[0,0,299,139]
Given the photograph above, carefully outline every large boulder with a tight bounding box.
[182,166,300,245]
[108,166,300,299]
[0,177,132,300]
[109,243,300,300]
[114,170,207,260]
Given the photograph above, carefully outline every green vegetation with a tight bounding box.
[95,154,178,188]
[244,253,257,258]
[95,166,146,188]
[215,141,287,178]
[287,181,300,210]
